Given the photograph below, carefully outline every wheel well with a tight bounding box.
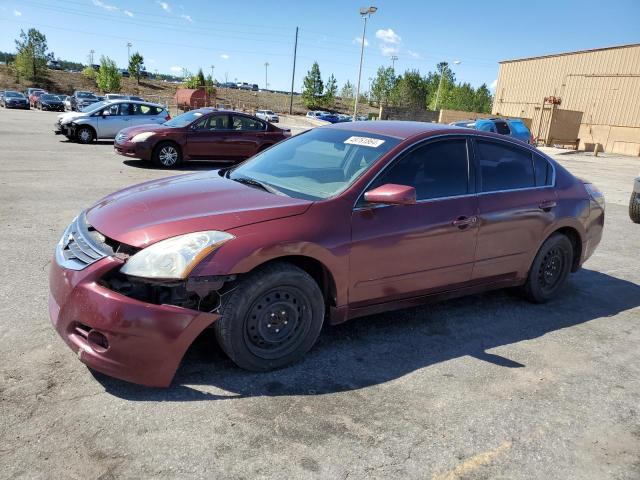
[252,256,337,307]
[554,227,582,272]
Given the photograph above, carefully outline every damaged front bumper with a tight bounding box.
[49,254,220,387]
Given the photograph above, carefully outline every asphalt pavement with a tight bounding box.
[0,107,638,479]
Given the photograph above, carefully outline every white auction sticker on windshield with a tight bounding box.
[344,136,385,148]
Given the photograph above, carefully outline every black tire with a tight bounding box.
[629,192,640,224]
[522,233,574,303]
[75,126,95,144]
[152,141,182,168]
[214,262,325,371]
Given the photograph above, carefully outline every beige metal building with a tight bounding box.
[492,43,640,156]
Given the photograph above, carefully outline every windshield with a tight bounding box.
[6,92,24,98]
[77,92,95,98]
[81,100,109,113]
[229,128,400,200]
[163,110,205,127]
[265,110,275,115]
[41,94,58,101]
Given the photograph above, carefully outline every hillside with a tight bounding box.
[0,65,377,116]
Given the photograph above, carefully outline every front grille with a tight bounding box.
[56,212,115,270]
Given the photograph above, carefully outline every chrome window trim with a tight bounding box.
[353,132,556,211]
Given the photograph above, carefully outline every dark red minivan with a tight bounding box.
[113,108,291,167]
[50,121,605,387]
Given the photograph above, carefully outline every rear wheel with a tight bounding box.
[76,126,95,144]
[153,141,182,168]
[214,263,325,371]
[521,233,573,303]
[630,191,640,224]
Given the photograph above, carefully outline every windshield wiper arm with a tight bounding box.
[231,176,283,195]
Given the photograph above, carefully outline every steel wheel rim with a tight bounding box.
[79,129,91,142]
[159,146,178,166]
[243,286,312,359]
[538,246,564,293]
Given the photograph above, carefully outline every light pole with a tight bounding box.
[353,5,377,121]
[264,62,270,90]
[127,42,132,64]
[210,65,215,81]
[433,60,460,111]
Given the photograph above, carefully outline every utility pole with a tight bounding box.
[89,49,95,65]
[210,65,215,80]
[289,26,298,115]
[354,6,377,121]
[126,42,132,63]
[264,62,270,90]
[390,55,398,70]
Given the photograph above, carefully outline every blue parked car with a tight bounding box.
[451,117,533,145]
[317,112,341,124]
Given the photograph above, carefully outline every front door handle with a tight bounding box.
[539,200,557,212]
[452,215,478,229]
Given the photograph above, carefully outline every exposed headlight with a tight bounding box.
[120,231,234,279]
[131,132,156,143]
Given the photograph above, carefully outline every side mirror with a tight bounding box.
[364,184,416,206]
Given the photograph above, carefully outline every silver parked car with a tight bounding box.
[255,109,279,123]
[54,100,170,144]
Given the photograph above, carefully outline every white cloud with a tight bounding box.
[490,79,498,90]
[13,9,22,16]
[92,0,118,11]
[380,44,399,57]
[376,28,401,44]
[407,50,420,59]
[352,36,369,47]
[180,14,192,22]
[220,53,229,60]
[157,1,171,12]
[170,66,183,73]
[123,10,133,17]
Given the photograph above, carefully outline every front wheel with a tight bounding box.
[630,191,640,224]
[521,233,573,303]
[214,263,325,371]
[153,141,182,168]
[75,126,95,144]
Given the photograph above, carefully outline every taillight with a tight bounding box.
[530,133,535,145]
[164,114,171,121]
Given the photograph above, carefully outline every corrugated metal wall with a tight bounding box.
[493,44,640,128]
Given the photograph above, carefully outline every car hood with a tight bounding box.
[86,170,312,247]
[58,111,86,123]
[117,123,174,138]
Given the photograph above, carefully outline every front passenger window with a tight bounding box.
[375,139,470,201]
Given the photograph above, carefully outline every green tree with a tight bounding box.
[97,56,121,92]
[472,84,493,113]
[340,80,354,99]
[323,74,338,108]
[195,68,206,87]
[390,70,428,108]
[14,28,51,80]
[82,66,96,81]
[371,66,396,106]
[128,52,144,84]
[301,61,324,108]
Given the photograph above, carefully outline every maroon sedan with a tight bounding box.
[50,121,605,387]
[113,108,291,167]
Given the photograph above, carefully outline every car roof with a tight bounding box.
[325,120,457,140]
[101,99,164,107]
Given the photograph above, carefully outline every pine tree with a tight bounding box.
[323,74,338,108]
[128,52,144,84]
[301,61,323,108]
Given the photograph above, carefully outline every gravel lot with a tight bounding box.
[1,108,639,480]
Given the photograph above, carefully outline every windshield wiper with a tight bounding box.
[231,176,284,196]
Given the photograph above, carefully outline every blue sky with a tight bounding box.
[1,0,638,92]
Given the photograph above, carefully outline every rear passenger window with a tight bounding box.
[534,154,553,186]
[476,140,535,192]
[377,139,469,200]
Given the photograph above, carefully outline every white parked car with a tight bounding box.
[53,100,170,144]
[630,175,640,223]
[255,109,279,123]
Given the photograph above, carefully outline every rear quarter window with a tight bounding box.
[476,139,535,192]
[534,154,553,186]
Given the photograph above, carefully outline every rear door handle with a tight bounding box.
[538,200,557,211]
[452,215,478,229]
